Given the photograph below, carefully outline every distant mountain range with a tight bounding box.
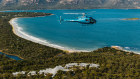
[0,0,140,10]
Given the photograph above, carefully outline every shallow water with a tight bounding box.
[9,9,140,53]
[0,52,22,60]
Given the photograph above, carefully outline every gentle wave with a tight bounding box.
[111,45,140,54]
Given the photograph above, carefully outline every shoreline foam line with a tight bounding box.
[9,17,90,53]
[9,17,140,54]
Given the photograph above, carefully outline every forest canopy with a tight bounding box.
[0,12,140,79]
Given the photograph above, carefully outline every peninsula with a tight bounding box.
[0,12,140,79]
[122,18,139,20]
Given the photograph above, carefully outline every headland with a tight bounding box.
[122,18,139,20]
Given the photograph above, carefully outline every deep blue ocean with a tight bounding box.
[7,9,140,53]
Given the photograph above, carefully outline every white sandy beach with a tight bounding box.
[9,18,90,53]
[9,17,140,54]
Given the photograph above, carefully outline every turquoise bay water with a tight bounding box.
[10,9,140,53]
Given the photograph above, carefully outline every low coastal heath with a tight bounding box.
[9,18,89,53]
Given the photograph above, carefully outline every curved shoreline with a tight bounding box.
[9,17,140,54]
[9,17,90,53]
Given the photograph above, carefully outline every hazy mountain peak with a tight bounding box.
[0,0,140,9]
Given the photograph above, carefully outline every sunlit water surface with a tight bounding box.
[6,9,140,53]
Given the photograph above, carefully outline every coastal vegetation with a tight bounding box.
[0,12,140,79]
[0,12,64,60]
